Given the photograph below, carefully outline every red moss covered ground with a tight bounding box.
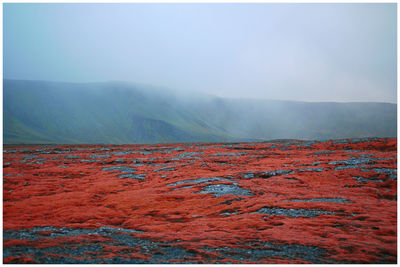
[3,138,397,263]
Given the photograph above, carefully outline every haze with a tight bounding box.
[4,3,397,103]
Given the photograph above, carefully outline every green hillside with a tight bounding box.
[3,79,397,144]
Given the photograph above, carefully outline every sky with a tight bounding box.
[3,3,397,103]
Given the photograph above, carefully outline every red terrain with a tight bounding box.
[3,138,397,263]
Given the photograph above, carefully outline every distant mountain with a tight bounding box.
[3,79,397,144]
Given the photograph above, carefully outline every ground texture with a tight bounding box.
[3,138,397,263]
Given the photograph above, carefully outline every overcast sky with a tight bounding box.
[4,3,397,103]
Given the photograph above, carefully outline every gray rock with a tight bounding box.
[198,184,253,197]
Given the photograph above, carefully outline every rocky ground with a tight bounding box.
[3,138,397,263]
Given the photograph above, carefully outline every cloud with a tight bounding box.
[3,3,397,103]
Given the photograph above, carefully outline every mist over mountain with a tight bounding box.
[3,79,397,144]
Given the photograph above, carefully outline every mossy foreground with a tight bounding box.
[3,138,397,263]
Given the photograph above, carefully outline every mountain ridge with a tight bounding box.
[3,79,397,144]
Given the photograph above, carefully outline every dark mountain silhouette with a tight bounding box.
[3,79,397,144]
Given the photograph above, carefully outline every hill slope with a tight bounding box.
[3,79,397,144]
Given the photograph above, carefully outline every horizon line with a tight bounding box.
[4,78,397,105]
